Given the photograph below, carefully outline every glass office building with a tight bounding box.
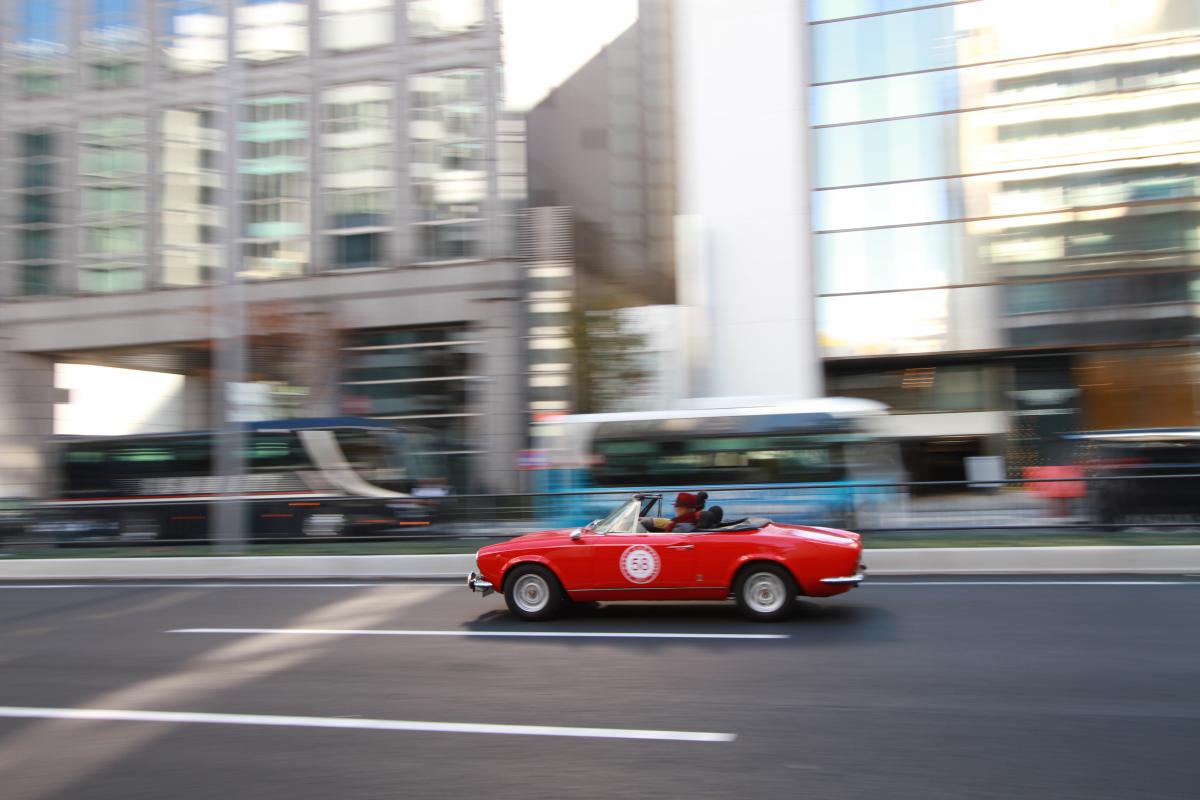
[808,0,1200,475]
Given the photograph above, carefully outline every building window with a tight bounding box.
[9,131,65,297]
[79,263,146,294]
[418,222,481,261]
[410,69,487,261]
[21,229,55,261]
[322,0,393,52]
[240,95,309,278]
[79,116,147,293]
[336,233,382,267]
[408,0,485,39]
[340,324,481,487]
[497,115,527,257]
[828,365,996,414]
[162,0,227,74]
[237,0,308,62]
[162,108,224,286]
[12,0,68,96]
[21,264,56,296]
[84,0,144,89]
[322,82,393,268]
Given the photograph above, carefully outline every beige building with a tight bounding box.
[0,0,529,497]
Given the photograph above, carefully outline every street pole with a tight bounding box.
[210,0,246,554]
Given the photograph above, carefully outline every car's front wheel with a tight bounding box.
[504,564,565,621]
[734,563,797,621]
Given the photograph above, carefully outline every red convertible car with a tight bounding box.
[467,494,864,621]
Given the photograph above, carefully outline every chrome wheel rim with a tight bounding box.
[744,572,786,614]
[513,574,550,613]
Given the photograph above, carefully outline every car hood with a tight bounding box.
[487,528,577,549]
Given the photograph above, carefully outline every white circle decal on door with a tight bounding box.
[619,544,661,584]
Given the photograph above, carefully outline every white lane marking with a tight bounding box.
[0,587,445,800]
[170,627,789,640]
[0,706,734,743]
[868,580,1199,586]
[6,580,1196,591]
[0,583,461,590]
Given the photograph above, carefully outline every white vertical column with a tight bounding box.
[672,0,821,400]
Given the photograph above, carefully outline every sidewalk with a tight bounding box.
[1,546,1197,581]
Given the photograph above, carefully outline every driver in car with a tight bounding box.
[642,491,708,532]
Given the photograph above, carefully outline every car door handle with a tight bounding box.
[667,544,695,550]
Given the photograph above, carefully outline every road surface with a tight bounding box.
[1,576,1197,799]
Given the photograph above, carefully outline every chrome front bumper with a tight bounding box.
[467,571,494,597]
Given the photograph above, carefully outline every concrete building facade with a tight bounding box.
[0,0,529,497]
[525,0,675,308]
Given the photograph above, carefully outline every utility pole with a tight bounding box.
[210,0,247,553]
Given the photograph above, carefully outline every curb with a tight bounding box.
[862,545,1200,575]
[0,554,473,581]
[0,546,1198,581]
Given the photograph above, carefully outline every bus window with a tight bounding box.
[844,440,905,481]
[110,447,174,463]
[404,430,447,485]
[246,433,308,473]
[65,448,106,463]
[594,436,846,486]
[335,430,399,482]
[63,444,114,496]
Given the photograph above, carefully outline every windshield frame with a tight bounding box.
[591,496,661,535]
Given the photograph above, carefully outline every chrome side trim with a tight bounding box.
[820,573,864,585]
[575,586,728,593]
[467,572,494,597]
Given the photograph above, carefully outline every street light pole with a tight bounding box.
[211,0,247,554]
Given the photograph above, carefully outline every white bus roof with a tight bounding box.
[538,398,888,426]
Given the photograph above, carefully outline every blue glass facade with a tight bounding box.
[810,0,1200,459]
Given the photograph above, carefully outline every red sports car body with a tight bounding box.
[468,494,864,621]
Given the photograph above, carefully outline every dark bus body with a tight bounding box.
[35,417,448,544]
[1072,429,1200,525]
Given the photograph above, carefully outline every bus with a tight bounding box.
[530,399,904,529]
[1070,429,1200,525]
[34,417,449,543]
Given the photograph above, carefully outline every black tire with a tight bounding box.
[734,562,798,622]
[504,564,566,622]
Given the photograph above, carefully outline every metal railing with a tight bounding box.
[4,472,1200,552]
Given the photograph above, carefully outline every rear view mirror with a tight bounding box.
[570,529,583,541]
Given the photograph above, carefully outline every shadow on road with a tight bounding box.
[461,599,900,647]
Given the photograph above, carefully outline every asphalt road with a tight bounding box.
[0,577,1198,800]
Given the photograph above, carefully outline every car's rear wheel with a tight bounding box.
[504,564,565,622]
[734,563,797,622]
